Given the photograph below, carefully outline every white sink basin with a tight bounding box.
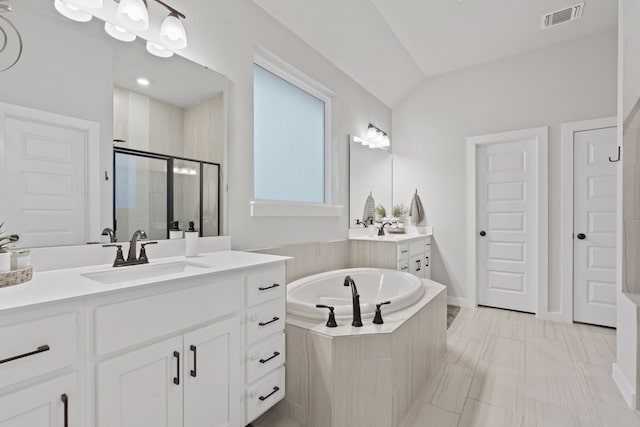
[82,261,213,284]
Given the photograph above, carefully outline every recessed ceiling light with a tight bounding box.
[136,77,150,86]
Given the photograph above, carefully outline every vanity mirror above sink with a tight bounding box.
[349,135,393,229]
[0,0,228,249]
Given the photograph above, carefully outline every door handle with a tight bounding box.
[173,351,180,385]
[416,259,421,272]
[577,233,586,240]
[479,231,486,237]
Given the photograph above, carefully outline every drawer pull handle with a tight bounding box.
[259,351,280,364]
[0,344,50,365]
[173,351,180,385]
[61,393,69,427]
[259,283,280,291]
[190,345,197,378]
[259,317,280,327]
[258,386,280,401]
[400,267,408,271]
[400,250,408,254]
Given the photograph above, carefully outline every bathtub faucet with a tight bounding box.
[343,276,363,327]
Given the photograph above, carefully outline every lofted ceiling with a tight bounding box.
[252,0,618,107]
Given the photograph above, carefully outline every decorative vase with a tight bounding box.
[0,251,10,272]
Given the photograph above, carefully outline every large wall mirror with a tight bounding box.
[0,0,227,248]
[349,137,392,228]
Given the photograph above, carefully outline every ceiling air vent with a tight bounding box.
[541,3,584,29]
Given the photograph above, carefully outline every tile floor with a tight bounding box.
[253,306,640,427]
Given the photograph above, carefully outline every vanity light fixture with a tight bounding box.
[116,0,149,31]
[146,40,173,57]
[54,0,93,22]
[104,22,136,42]
[54,0,188,58]
[354,124,390,149]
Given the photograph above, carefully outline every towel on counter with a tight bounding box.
[409,190,425,225]
[362,192,376,224]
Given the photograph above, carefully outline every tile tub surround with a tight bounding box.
[281,281,447,427]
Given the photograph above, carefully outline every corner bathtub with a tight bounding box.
[286,268,426,321]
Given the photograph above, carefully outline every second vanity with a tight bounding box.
[0,249,288,427]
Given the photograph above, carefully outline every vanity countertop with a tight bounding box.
[0,251,289,314]
[349,232,432,243]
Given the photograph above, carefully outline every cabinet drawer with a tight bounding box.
[246,333,285,383]
[246,299,285,345]
[0,313,77,389]
[246,366,285,423]
[94,276,242,355]
[409,239,425,256]
[246,265,286,308]
[397,243,409,260]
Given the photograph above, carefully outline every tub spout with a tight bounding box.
[343,276,363,327]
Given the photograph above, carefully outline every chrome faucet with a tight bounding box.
[127,230,148,262]
[343,276,363,327]
[101,227,116,242]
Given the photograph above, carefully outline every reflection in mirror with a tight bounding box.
[0,0,227,248]
[349,136,392,229]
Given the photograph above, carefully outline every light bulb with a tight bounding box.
[104,22,136,42]
[366,126,377,139]
[160,14,187,49]
[117,0,149,31]
[54,0,92,22]
[146,41,173,58]
[382,135,391,147]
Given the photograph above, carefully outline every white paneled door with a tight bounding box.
[477,139,538,313]
[0,103,99,247]
[573,127,617,327]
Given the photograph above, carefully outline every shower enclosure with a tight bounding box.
[113,147,220,242]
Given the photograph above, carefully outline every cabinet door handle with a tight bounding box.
[258,386,280,401]
[258,316,279,326]
[259,351,280,364]
[416,259,421,272]
[258,283,280,291]
[61,394,69,427]
[425,256,429,267]
[190,345,197,378]
[0,344,50,365]
[173,351,180,385]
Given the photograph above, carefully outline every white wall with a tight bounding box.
[392,30,617,313]
[175,0,391,250]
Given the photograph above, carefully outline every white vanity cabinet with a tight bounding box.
[351,235,432,279]
[243,265,287,424]
[96,319,240,427]
[0,303,83,427]
[90,274,244,427]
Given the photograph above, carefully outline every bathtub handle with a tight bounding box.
[316,304,338,328]
[259,283,280,291]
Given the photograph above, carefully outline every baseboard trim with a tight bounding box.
[447,296,474,308]
[612,363,637,409]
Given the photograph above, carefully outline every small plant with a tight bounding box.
[375,204,387,219]
[0,222,19,253]
[393,204,408,218]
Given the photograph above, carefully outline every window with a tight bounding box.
[252,48,340,216]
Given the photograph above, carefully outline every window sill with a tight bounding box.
[250,200,343,217]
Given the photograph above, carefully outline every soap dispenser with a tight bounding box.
[185,221,198,257]
[169,221,184,239]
